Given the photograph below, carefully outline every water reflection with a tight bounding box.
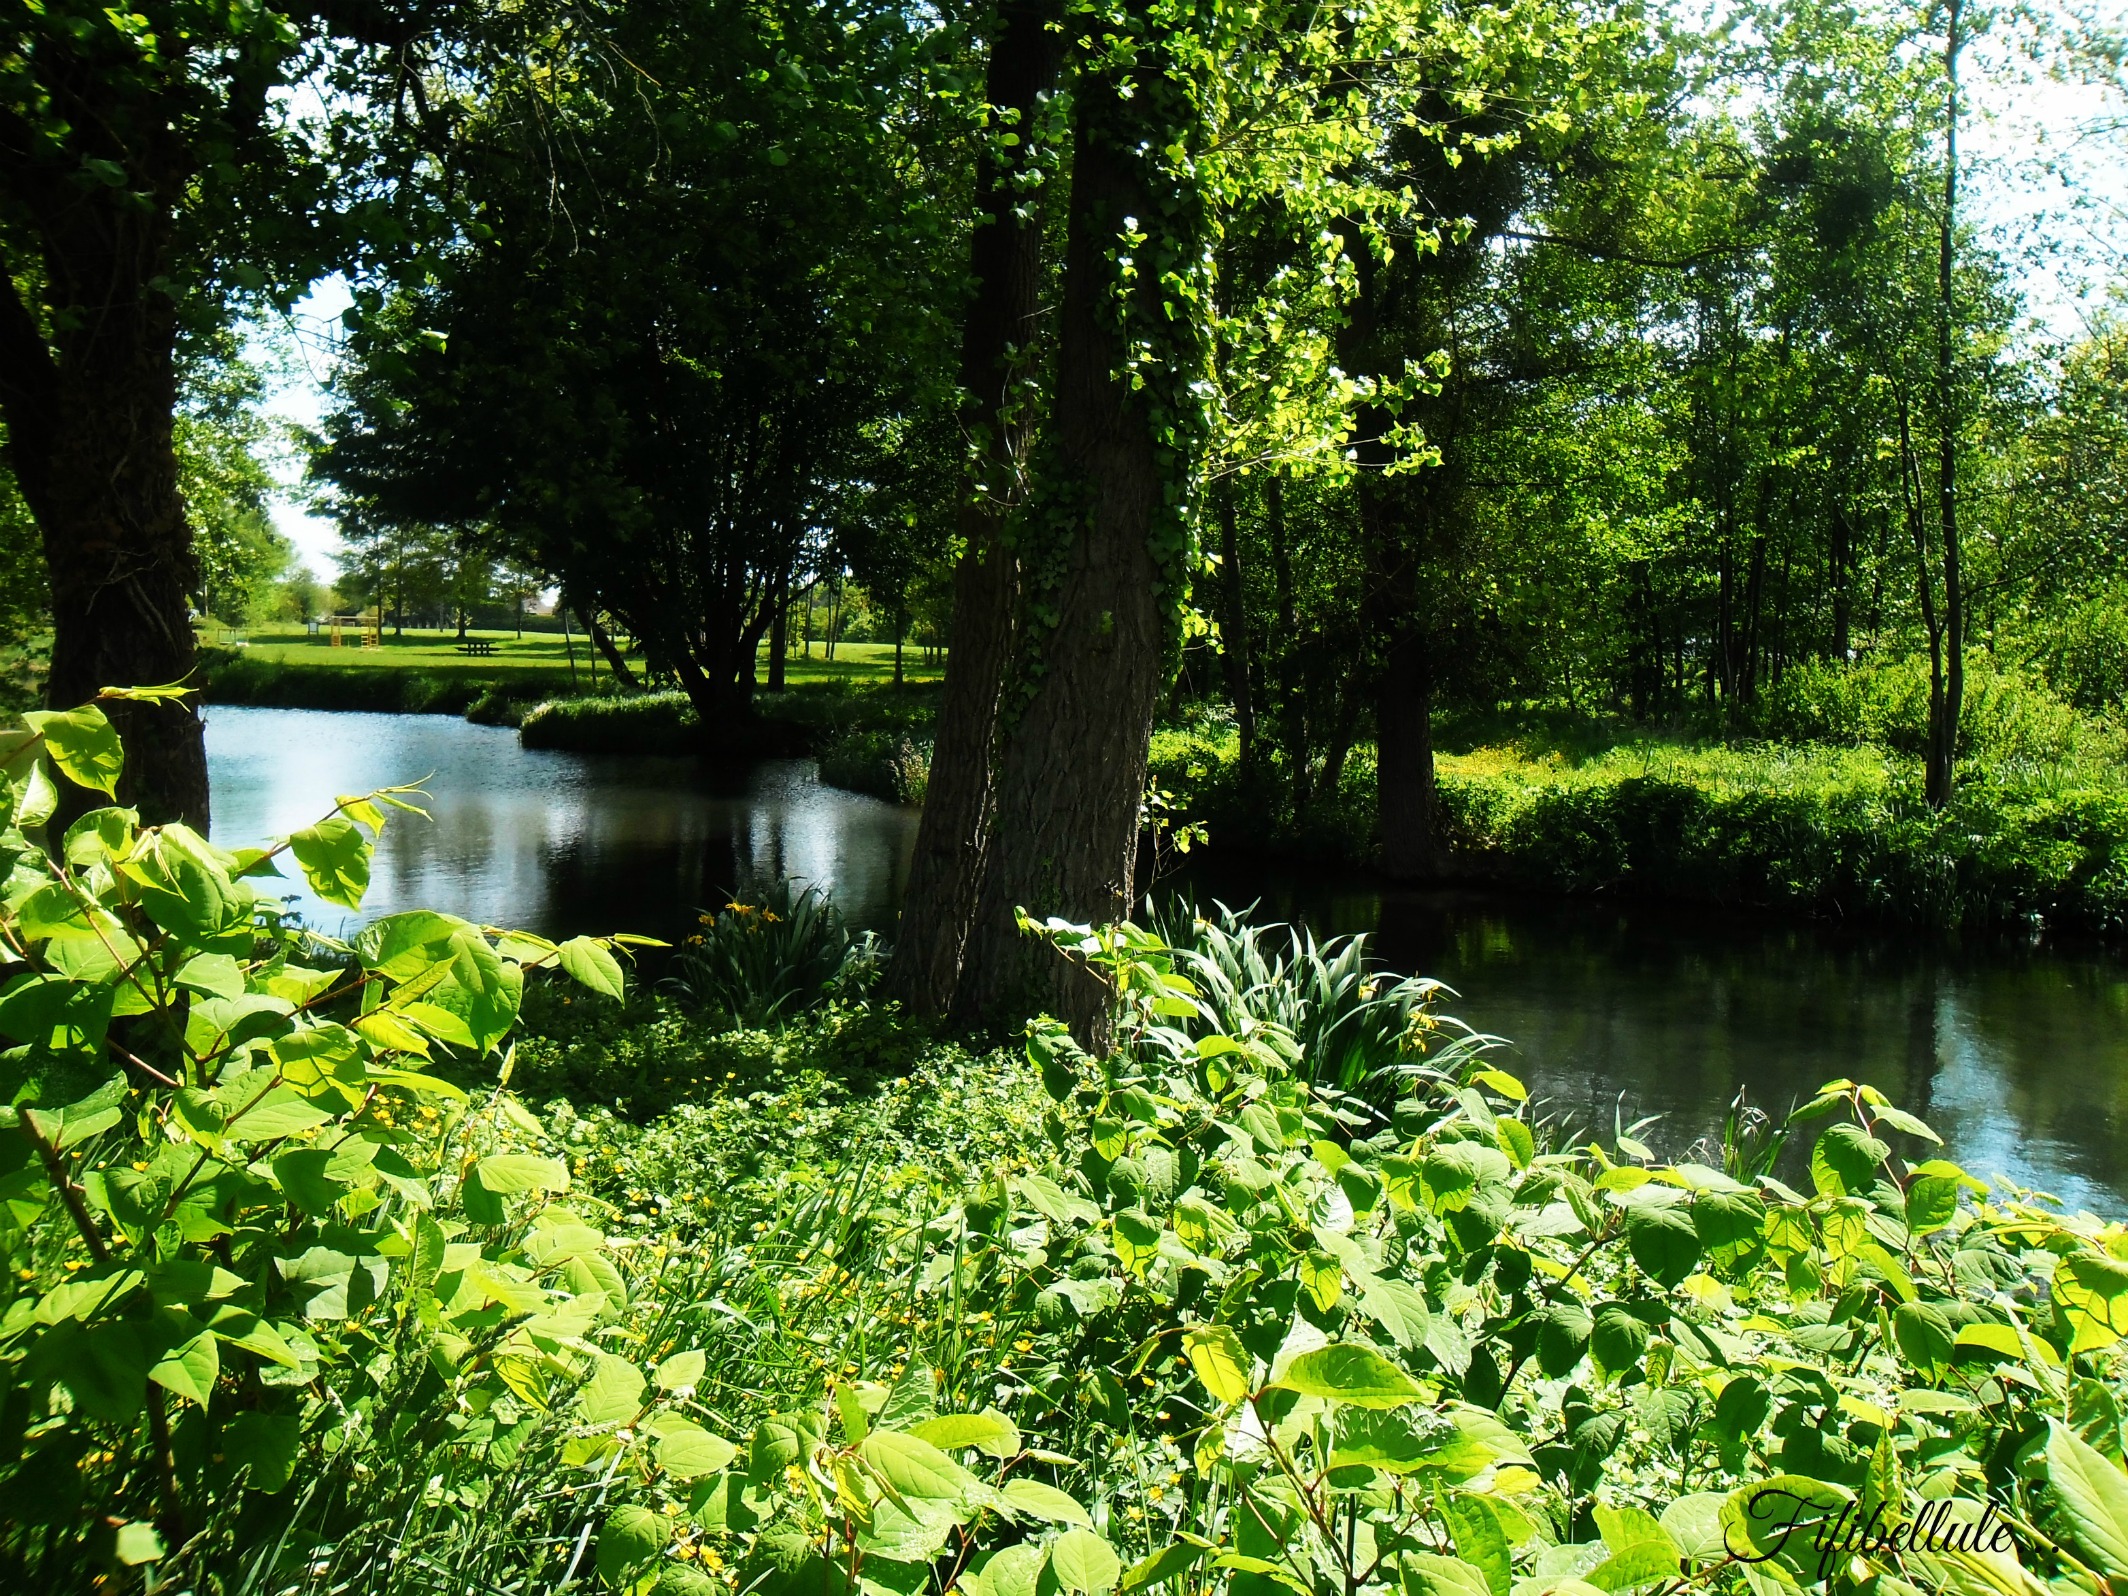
[204,708,2128,1211]
[1161,859,2128,1213]
[206,706,917,942]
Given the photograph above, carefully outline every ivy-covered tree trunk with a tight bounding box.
[886,0,1065,1016]
[0,221,207,829]
[954,8,1207,1043]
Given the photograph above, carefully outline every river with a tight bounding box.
[207,705,2128,1211]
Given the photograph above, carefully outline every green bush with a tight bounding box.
[519,689,704,751]
[818,728,932,803]
[663,879,880,1028]
[0,691,639,1587]
[199,651,533,714]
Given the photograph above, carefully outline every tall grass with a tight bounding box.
[663,880,881,1026]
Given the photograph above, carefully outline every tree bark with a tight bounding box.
[0,245,205,828]
[885,0,1065,1016]
[1215,480,1256,769]
[767,567,789,692]
[953,26,1189,1043]
[587,614,640,690]
[1929,0,1965,809]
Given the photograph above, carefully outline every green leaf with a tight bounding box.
[657,1348,707,1391]
[558,935,626,1000]
[1000,1478,1093,1525]
[289,817,370,910]
[1184,1324,1253,1405]
[1399,1552,1492,1596]
[2047,1418,2128,1573]
[1275,1343,1424,1409]
[1718,1476,1851,1564]
[1439,1491,1512,1596]
[1905,1174,1960,1237]
[1810,1123,1890,1197]
[599,1504,671,1586]
[978,1544,1050,1596]
[223,1411,301,1492]
[1535,1302,1592,1377]
[475,1153,569,1195]
[1123,1543,1206,1591]
[652,1416,739,1479]
[1358,1275,1432,1350]
[1892,1302,1955,1375]
[112,1521,164,1565]
[2054,1251,2128,1352]
[1870,1105,1941,1143]
[1590,1304,1650,1378]
[1624,1206,1701,1287]
[578,1353,647,1424]
[1114,1209,1162,1275]
[907,1408,1020,1458]
[1050,1527,1122,1595]
[859,1429,976,1501]
[148,1329,220,1406]
[226,1087,334,1142]
[26,705,124,795]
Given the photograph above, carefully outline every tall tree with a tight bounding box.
[887,0,1067,1016]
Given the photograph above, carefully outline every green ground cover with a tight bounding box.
[5,707,2126,1595]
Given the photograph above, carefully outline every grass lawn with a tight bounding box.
[200,624,942,686]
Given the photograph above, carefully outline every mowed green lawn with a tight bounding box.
[204,625,942,685]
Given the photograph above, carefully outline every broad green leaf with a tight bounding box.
[1893,1302,1955,1375]
[148,1328,220,1406]
[653,1415,740,1479]
[1113,1209,1162,1275]
[1810,1123,1890,1197]
[2046,1419,2128,1573]
[1440,1491,1512,1596]
[859,1429,976,1501]
[1905,1174,1961,1237]
[658,1349,707,1391]
[1123,1543,1206,1591]
[1718,1476,1851,1564]
[1186,1324,1253,1405]
[2054,1252,2128,1352]
[1624,1206,1700,1287]
[999,1478,1093,1525]
[978,1543,1050,1596]
[578,1353,647,1424]
[223,1411,301,1492]
[557,935,626,1000]
[1590,1305,1650,1378]
[1050,1528,1122,1595]
[908,1409,1021,1458]
[475,1153,569,1195]
[598,1504,670,1586]
[113,1522,164,1566]
[1275,1343,1425,1408]
[289,817,370,910]
[227,1087,334,1142]
[1400,1552,1492,1596]
[26,705,124,795]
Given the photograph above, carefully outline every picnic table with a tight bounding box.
[456,639,498,657]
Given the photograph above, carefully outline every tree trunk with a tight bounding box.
[767,568,789,692]
[1930,0,1965,809]
[954,27,1192,1043]
[587,614,640,690]
[1216,480,1256,769]
[0,258,205,828]
[886,0,1066,1017]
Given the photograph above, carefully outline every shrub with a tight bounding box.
[818,728,932,803]
[0,691,637,1588]
[663,879,879,1027]
[519,689,702,751]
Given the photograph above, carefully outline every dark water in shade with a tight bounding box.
[207,707,2128,1213]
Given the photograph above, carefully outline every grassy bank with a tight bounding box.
[519,680,938,795]
[1150,708,2128,936]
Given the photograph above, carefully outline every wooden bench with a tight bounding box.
[456,639,498,657]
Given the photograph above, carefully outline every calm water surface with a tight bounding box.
[206,705,917,939]
[208,707,2128,1212]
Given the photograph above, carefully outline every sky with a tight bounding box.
[255,16,2128,580]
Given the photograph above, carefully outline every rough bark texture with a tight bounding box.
[1215,482,1256,770]
[953,49,1176,1043]
[885,0,1065,1015]
[0,221,206,828]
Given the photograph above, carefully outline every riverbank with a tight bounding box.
[1150,718,2128,937]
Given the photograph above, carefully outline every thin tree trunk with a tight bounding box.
[767,568,788,692]
[954,20,1196,1043]
[587,614,639,690]
[1932,0,1965,808]
[1215,479,1256,769]
[886,0,1066,1016]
